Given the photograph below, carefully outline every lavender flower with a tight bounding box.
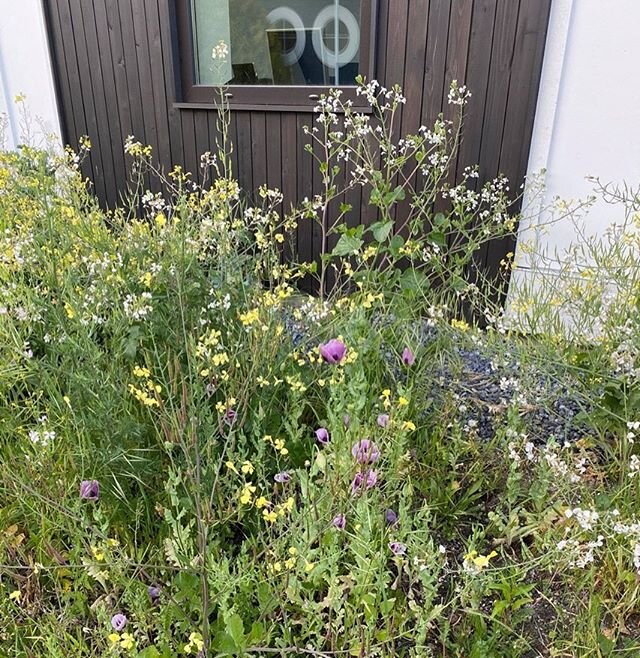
[351,439,380,464]
[224,408,237,426]
[332,514,346,530]
[274,471,291,484]
[319,339,347,364]
[389,541,407,556]
[350,469,378,495]
[402,347,415,366]
[385,509,398,525]
[79,479,100,501]
[315,427,330,445]
[377,414,390,428]
[148,585,161,604]
[350,472,364,495]
[111,613,127,631]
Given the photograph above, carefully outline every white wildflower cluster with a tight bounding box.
[28,428,56,447]
[200,151,217,169]
[556,535,604,568]
[565,507,599,531]
[447,81,471,106]
[141,190,167,212]
[507,429,535,465]
[356,80,406,108]
[541,442,585,484]
[297,297,331,324]
[626,420,640,444]
[425,304,447,327]
[211,40,229,60]
[28,416,55,447]
[123,292,153,321]
[629,455,640,477]
[610,321,640,379]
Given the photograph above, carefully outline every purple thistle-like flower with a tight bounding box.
[315,427,330,445]
[111,613,127,631]
[148,585,161,603]
[274,471,291,484]
[343,414,350,428]
[319,339,347,364]
[332,514,346,530]
[366,469,378,489]
[402,347,415,366]
[389,541,407,556]
[377,414,390,428]
[79,479,100,501]
[351,439,380,464]
[385,509,398,525]
[350,472,364,495]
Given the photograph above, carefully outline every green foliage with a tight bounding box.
[1,80,640,658]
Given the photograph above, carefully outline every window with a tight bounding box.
[176,0,377,110]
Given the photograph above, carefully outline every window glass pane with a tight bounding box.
[191,1,363,86]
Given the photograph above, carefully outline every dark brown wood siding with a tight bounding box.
[44,0,551,274]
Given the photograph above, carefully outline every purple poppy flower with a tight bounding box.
[402,347,415,366]
[111,613,127,631]
[319,339,347,364]
[389,541,407,556]
[350,472,364,495]
[351,439,380,464]
[79,479,100,501]
[148,585,161,603]
[350,469,378,495]
[377,414,390,428]
[385,509,398,525]
[332,514,346,530]
[224,408,237,426]
[315,427,330,445]
[343,414,350,428]
[274,471,291,484]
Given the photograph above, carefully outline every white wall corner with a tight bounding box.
[0,0,62,150]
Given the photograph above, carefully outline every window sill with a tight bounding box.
[175,84,373,114]
[173,101,373,114]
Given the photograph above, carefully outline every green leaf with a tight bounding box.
[370,220,394,243]
[433,212,448,227]
[389,234,405,255]
[137,648,161,658]
[332,233,363,256]
[428,230,447,247]
[225,613,245,651]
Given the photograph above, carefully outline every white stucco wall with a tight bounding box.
[0,0,62,149]
[514,0,640,277]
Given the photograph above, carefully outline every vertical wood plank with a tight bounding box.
[144,0,173,174]
[250,112,267,192]
[67,0,108,203]
[157,0,184,169]
[235,111,253,194]
[43,1,77,145]
[281,113,298,260]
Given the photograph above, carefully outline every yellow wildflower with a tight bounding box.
[263,509,278,524]
[120,632,135,650]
